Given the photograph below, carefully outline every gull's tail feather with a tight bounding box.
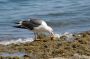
[13,26,27,29]
[13,21,26,29]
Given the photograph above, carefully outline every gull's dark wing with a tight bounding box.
[29,18,42,27]
[13,26,27,29]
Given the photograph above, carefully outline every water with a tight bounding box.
[0,52,25,57]
[0,0,90,41]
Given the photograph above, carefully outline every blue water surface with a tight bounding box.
[0,0,90,40]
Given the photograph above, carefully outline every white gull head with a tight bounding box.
[46,26,53,34]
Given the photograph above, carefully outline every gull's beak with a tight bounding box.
[50,31,55,40]
[50,31,55,37]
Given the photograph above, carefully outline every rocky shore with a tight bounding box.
[0,31,90,59]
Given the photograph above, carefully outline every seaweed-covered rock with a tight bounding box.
[0,31,90,59]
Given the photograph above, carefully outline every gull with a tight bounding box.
[14,18,54,40]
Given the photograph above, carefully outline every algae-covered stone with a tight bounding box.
[0,31,90,59]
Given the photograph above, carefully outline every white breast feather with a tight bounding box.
[33,21,48,32]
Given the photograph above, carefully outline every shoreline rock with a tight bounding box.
[0,31,90,59]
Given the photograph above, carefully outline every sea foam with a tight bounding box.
[0,32,74,45]
[0,38,34,45]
